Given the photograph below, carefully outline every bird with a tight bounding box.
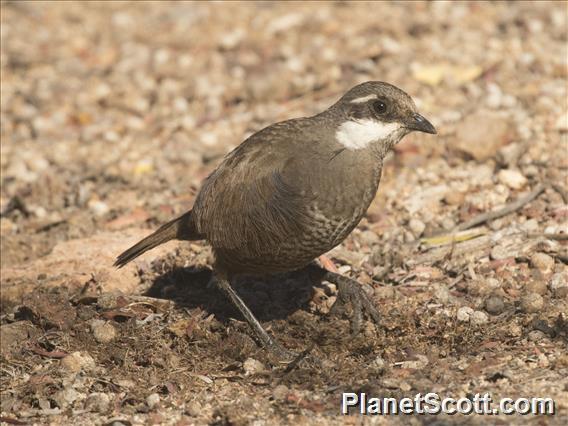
[115,81,437,357]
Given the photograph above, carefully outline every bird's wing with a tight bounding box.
[192,121,314,254]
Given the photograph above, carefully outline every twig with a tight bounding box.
[0,416,27,425]
[448,273,465,289]
[550,183,568,204]
[457,184,546,231]
[527,232,568,241]
[30,346,68,359]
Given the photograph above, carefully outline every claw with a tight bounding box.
[323,271,381,336]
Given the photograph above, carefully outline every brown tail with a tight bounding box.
[114,210,199,268]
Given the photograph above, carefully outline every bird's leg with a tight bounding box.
[214,276,295,360]
[308,264,381,336]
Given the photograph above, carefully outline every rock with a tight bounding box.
[0,321,36,357]
[116,379,135,389]
[88,199,110,216]
[497,169,527,190]
[485,295,505,315]
[497,143,525,167]
[1,229,177,302]
[91,320,117,343]
[490,244,511,260]
[370,356,386,371]
[146,393,160,409]
[61,351,96,373]
[471,310,489,325]
[443,191,466,206]
[555,111,568,131]
[528,330,547,342]
[486,278,502,290]
[359,230,379,246]
[19,291,77,330]
[520,293,544,313]
[85,392,111,413]
[408,218,426,238]
[453,111,515,161]
[467,279,495,297]
[405,185,448,214]
[400,354,429,370]
[433,283,451,304]
[185,401,201,417]
[457,306,474,322]
[530,253,555,274]
[549,272,568,298]
[272,385,289,401]
[54,387,84,409]
[243,358,266,375]
[525,279,547,295]
[520,219,539,232]
[0,217,17,235]
[508,323,523,337]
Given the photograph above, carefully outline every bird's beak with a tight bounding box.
[406,113,437,134]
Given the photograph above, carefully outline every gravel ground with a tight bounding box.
[1,2,567,425]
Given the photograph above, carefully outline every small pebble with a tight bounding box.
[457,306,474,322]
[54,387,83,409]
[400,354,429,370]
[471,310,489,325]
[486,277,501,289]
[146,393,160,409]
[520,293,544,313]
[490,244,511,260]
[497,169,527,190]
[61,351,95,373]
[243,358,266,375]
[525,279,548,295]
[370,356,386,371]
[88,199,110,216]
[359,230,379,246]
[485,295,505,315]
[185,401,201,417]
[444,191,465,206]
[408,218,426,237]
[520,218,539,232]
[272,384,289,401]
[91,321,117,343]
[528,330,547,342]
[85,393,110,413]
[549,272,568,298]
[508,323,523,337]
[530,252,555,273]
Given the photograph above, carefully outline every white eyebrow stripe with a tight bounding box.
[350,94,378,103]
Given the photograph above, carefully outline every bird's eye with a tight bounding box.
[372,100,387,115]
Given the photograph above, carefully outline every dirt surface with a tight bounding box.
[1,2,567,425]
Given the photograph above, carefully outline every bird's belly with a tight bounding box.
[213,204,367,276]
[214,162,382,276]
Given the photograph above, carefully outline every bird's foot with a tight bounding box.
[265,339,298,362]
[322,271,381,336]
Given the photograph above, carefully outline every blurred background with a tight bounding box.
[1,2,567,423]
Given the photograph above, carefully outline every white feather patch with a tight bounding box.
[349,94,378,103]
[335,119,400,150]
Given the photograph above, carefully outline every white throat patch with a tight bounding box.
[335,119,400,150]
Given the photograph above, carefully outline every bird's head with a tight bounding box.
[332,81,436,151]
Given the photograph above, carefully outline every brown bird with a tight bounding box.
[115,81,436,357]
